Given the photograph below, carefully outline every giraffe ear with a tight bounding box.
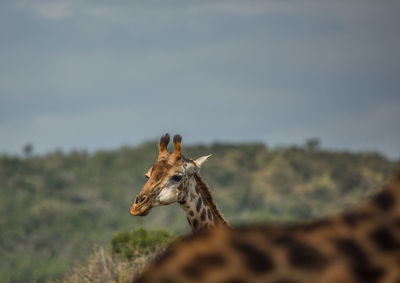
[194,155,212,167]
[184,155,211,175]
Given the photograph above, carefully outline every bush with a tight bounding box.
[111,227,174,260]
[287,200,313,220]
[59,246,148,283]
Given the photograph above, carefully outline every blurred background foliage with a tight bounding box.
[111,227,174,260]
[0,139,397,282]
[59,227,174,283]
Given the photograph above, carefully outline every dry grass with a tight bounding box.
[55,246,160,283]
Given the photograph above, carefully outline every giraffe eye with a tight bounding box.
[171,175,183,182]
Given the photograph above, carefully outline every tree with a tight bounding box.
[23,143,33,157]
[305,138,321,152]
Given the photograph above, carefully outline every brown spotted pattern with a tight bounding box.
[178,174,227,231]
[134,166,400,283]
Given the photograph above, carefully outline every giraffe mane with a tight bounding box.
[193,173,230,227]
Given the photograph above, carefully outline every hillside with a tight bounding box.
[0,140,397,282]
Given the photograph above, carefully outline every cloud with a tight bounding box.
[12,0,73,21]
[183,0,283,15]
[1,0,399,158]
[9,0,309,23]
[32,2,72,20]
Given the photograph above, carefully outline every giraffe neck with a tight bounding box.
[179,174,228,232]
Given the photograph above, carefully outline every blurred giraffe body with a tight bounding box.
[133,138,400,282]
[131,133,229,232]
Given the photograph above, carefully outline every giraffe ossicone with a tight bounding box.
[131,133,229,232]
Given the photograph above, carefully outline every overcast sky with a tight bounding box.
[0,0,399,158]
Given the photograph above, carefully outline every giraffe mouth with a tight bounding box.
[130,204,153,216]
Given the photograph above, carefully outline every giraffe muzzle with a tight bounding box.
[131,194,152,216]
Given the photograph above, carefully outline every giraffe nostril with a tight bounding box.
[135,195,148,205]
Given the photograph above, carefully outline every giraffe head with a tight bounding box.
[130,133,211,216]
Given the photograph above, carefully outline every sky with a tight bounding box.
[0,0,399,158]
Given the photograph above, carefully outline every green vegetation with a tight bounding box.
[0,140,397,282]
[60,228,173,283]
[111,227,174,260]
[59,246,140,283]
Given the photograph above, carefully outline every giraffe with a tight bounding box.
[130,133,229,232]
[134,166,400,283]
